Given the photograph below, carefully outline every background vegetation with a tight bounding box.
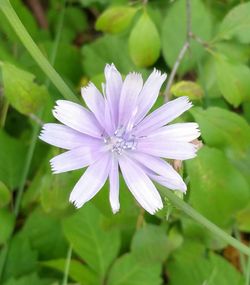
[0,0,250,284]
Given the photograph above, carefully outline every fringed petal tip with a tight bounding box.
[38,124,48,138]
[70,198,83,209]
[104,63,119,78]
[183,96,193,109]
[128,71,143,81]
[148,202,163,215]
[80,82,95,96]
[152,68,168,81]
[49,159,59,174]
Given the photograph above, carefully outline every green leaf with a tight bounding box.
[4,273,51,285]
[236,203,250,232]
[191,107,250,184]
[131,224,170,263]
[40,171,80,213]
[42,42,83,85]
[21,208,68,260]
[20,157,78,212]
[107,253,162,285]
[96,6,137,34]
[0,208,15,244]
[170,81,204,100]
[0,130,27,189]
[0,181,11,208]
[191,107,250,152]
[129,12,161,67]
[82,35,137,77]
[168,242,244,285]
[0,0,39,43]
[79,0,109,7]
[214,55,250,106]
[162,0,212,74]
[2,234,38,282]
[217,2,250,44]
[198,58,221,99]
[62,204,120,280]
[186,146,249,228]
[49,7,88,43]
[2,63,49,115]
[42,259,98,285]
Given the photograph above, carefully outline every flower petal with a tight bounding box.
[52,100,102,138]
[135,69,167,123]
[104,98,116,135]
[149,174,186,193]
[105,63,123,127]
[126,152,186,192]
[119,72,143,127]
[147,123,200,142]
[118,155,163,214]
[50,144,105,174]
[39,123,101,150]
[81,83,105,127]
[134,96,192,136]
[109,155,120,213]
[137,139,197,160]
[69,153,111,208]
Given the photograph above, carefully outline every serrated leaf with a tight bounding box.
[96,6,137,34]
[107,253,162,285]
[214,55,250,106]
[0,181,11,208]
[171,81,204,100]
[131,224,170,263]
[129,12,161,67]
[162,0,212,74]
[217,2,250,44]
[186,146,249,228]
[42,259,98,285]
[2,63,49,115]
[62,204,120,281]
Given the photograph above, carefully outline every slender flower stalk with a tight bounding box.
[0,0,78,103]
[40,64,200,214]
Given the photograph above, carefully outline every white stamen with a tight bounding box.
[104,128,137,155]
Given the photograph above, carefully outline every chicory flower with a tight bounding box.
[40,64,200,214]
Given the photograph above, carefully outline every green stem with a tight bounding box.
[158,186,250,257]
[0,245,8,281]
[14,118,41,216]
[246,257,250,285]
[0,0,78,103]
[0,98,9,128]
[0,1,68,282]
[62,246,72,285]
[45,0,66,87]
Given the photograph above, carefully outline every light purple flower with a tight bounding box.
[39,64,200,214]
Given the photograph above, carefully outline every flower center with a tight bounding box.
[104,129,137,155]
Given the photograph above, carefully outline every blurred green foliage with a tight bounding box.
[0,0,250,284]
